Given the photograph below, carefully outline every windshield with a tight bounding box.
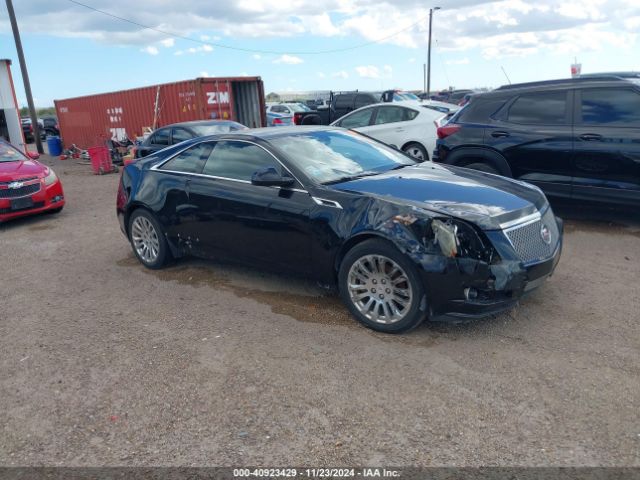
[0,142,26,163]
[193,123,248,135]
[271,130,417,185]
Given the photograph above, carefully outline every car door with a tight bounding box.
[336,107,375,130]
[138,127,171,157]
[572,87,640,205]
[489,90,574,198]
[153,142,213,245]
[185,139,313,273]
[356,105,415,147]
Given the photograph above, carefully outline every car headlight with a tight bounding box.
[44,168,58,186]
[431,218,495,262]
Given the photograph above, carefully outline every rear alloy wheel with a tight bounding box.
[464,162,500,175]
[339,239,427,333]
[128,210,170,269]
[402,142,428,162]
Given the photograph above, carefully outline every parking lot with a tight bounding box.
[1,154,639,466]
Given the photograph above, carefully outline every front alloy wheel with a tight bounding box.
[347,255,413,324]
[339,239,427,333]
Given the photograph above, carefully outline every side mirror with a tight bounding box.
[251,167,295,187]
[27,151,40,160]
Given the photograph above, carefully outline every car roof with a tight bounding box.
[492,76,634,94]
[189,126,338,142]
[162,120,241,129]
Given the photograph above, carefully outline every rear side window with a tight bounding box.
[340,108,374,129]
[374,106,408,125]
[456,97,507,123]
[151,128,170,145]
[581,89,640,125]
[355,94,374,109]
[203,141,278,181]
[159,142,214,174]
[507,92,567,125]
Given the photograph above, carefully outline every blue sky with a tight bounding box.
[1,0,639,107]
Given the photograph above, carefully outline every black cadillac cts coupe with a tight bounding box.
[117,126,563,333]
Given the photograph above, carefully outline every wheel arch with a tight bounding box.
[334,231,408,273]
[444,146,512,177]
[126,203,182,258]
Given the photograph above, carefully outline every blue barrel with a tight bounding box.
[46,136,63,156]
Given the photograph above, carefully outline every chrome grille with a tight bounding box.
[504,209,559,264]
[0,182,41,199]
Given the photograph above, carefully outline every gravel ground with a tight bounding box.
[1,155,639,467]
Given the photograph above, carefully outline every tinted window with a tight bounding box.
[355,94,374,109]
[507,92,567,124]
[203,141,277,181]
[334,94,354,109]
[172,128,192,144]
[457,97,507,123]
[159,142,214,173]
[271,105,285,113]
[581,89,640,125]
[152,128,170,145]
[375,106,408,125]
[340,108,373,128]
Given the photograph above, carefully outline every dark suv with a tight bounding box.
[433,76,640,206]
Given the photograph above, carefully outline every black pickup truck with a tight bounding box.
[293,90,418,125]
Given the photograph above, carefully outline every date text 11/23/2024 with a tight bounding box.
[233,468,401,478]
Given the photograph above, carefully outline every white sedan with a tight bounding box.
[330,101,445,161]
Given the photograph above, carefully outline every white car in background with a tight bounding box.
[330,101,445,161]
[266,103,311,116]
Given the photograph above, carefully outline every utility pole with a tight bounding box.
[5,0,43,154]
[423,63,426,93]
[426,6,440,99]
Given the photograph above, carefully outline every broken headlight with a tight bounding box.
[430,218,495,262]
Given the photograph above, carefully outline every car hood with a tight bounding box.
[330,163,548,230]
[0,159,45,182]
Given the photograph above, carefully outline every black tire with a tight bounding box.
[402,142,429,162]
[338,238,428,333]
[464,162,500,175]
[128,209,171,269]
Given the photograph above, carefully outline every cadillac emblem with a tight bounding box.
[540,224,552,245]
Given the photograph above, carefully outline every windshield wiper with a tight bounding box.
[322,170,381,185]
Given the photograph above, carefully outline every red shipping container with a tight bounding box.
[54,77,266,148]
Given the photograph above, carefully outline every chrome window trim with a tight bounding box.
[150,138,307,189]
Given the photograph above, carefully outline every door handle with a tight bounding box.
[491,131,510,138]
[185,178,191,195]
[579,133,603,141]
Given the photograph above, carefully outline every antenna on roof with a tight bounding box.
[501,66,512,85]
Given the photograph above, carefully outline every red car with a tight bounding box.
[0,140,65,223]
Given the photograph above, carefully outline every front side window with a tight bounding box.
[272,130,416,184]
[334,95,354,109]
[581,88,640,125]
[152,128,170,145]
[339,108,373,129]
[507,91,567,125]
[203,141,278,181]
[375,106,409,125]
[159,142,213,174]
[171,128,192,144]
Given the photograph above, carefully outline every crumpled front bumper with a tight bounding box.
[422,217,564,321]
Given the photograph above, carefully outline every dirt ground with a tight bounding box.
[1,155,639,467]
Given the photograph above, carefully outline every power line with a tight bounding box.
[66,0,430,55]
